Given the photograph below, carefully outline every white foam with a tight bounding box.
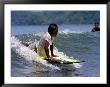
[33,32,45,37]
[59,29,84,34]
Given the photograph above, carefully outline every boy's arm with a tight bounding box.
[50,43,54,56]
[50,43,58,57]
[44,40,50,58]
[91,28,95,32]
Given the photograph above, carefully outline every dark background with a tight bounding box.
[0,0,109,87]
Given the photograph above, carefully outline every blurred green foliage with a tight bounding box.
[11,11,100,25]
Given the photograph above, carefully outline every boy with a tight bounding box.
[21,24,58,60]
[91,22,100,32]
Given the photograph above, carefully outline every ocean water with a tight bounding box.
[11,24,100,77]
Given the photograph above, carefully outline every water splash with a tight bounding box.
[11,36,60,70]
[59,29,85,34]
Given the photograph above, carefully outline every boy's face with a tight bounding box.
[53,29,58,37]
[95,24,99,27]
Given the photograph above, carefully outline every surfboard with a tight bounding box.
[40,56,81,64]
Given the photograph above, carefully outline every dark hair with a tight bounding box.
[48,24,58,37]
[95,21,99,25]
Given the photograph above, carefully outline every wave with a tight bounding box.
[32,29,99,39]
[11,36,82,70]
[59,29,86,34]
[14,28,99,39]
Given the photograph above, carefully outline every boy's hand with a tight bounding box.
[47,55,58,60]
[47,55,53,60]
[52,54,58,57]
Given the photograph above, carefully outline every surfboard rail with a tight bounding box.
[40,56,81,64]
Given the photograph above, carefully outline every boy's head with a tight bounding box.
[95,22,99,27]
[48,24,58,37]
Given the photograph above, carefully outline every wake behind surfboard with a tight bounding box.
[40,56,81,64]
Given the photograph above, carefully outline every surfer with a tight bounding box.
[91,22,100,32]
[21,24,58,60]
[38,24,58,60]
